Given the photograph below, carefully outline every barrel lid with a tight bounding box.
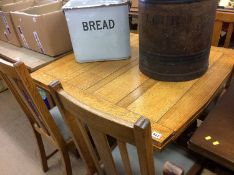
[63,0,128,10]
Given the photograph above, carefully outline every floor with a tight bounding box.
[0,90,86,175]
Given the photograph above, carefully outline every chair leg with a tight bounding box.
[34,130,49,172]
[59,147,72,175]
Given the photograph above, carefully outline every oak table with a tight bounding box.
[31,33,234,150]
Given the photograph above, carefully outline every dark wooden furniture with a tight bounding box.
[212,10,234,47]
[0,59,73,175]
[49,80,197,175]
[189,82,234,172]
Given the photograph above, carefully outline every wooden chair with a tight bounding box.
[49,80,198,175]
[0,77,7,92]
[212,10,234,47]
[129,0,139,30]
[130,0,138,16]
[0,59,73,175]
[188,81,234,172]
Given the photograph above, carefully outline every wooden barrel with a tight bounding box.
[139,0,217,82]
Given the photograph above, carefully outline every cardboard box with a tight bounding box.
[11,1,72,56]
[0,1,24,45]
[63,0,130,63]
[0,0,57,47]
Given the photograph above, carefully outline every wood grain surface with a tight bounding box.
[0,40,67,72]
[31,33,234,150]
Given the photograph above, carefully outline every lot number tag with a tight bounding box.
[152,131,162,139]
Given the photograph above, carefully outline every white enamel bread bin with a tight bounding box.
[63,0,130,63]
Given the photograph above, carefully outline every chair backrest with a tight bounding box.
[0,59,65,145]
[131,0,138,9]
[130,0,138,14]
[49,80,155,175]
[212,10,234,47]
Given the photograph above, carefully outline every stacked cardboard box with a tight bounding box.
[11,1,72,56]
[0,0,28,46]
[0,0,57,47]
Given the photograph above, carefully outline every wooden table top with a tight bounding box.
[0,40,65,72]
[31,33,234,150]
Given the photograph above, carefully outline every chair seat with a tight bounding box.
[49,106,70,141]
[112,143,196,175]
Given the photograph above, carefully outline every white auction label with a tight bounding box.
[152,131,162,139]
